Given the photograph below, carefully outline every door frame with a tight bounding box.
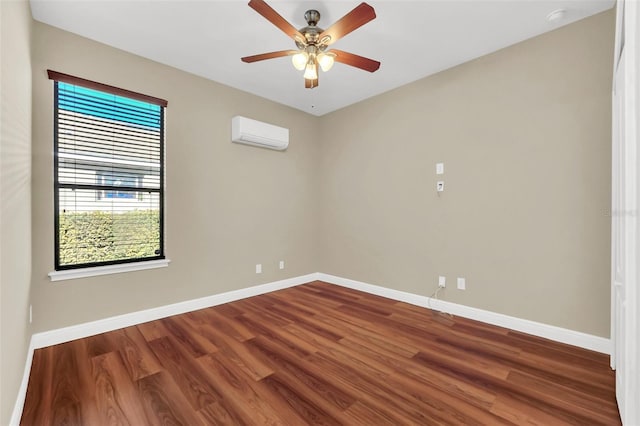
[611,1,639,424]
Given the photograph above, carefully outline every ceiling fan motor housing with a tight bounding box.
[296,10,325,49]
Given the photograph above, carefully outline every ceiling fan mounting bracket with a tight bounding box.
[304,9,320,26]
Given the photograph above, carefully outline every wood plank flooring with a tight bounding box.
[21,281,620,425]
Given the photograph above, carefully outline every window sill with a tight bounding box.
[48,259,171,282]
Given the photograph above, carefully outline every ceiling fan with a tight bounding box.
[241,0,381,89]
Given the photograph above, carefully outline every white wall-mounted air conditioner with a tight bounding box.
[231,116,289,151]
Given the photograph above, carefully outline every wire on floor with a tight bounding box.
[427,286,453,318]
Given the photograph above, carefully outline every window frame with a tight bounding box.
[48,70,168,272]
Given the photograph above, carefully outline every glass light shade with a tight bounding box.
[303,63,318,80]
[317,53,335,72]
[291,52,308,71]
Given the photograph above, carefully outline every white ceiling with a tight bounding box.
[30,0,614,116]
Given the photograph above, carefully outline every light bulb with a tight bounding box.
[291,52,308,71]
[317,52,335,72]
[304,63,318,80]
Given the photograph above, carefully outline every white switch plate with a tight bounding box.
[256,264,262,274]
[279,260,285,270]
[438,276,446,288]
[457,277,466,290]
[436,163,444,175]
[437,181,445,192]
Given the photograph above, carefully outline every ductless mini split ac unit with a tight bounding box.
[231,116,289,151]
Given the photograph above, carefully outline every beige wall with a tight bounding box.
[29,11,614,337]
[30,22,320,332]
[1,0,33,423]
[318,10,614,337]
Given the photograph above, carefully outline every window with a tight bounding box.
[96,171,143,200]
[48,71,167,270]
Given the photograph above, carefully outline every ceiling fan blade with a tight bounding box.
[305,78,318,89]
[248,0,305,42]
[331,49,380,72]
[241,50,298,63]
[318,3,376,46]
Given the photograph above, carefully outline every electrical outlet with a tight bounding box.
[438,276,446,288]
[279,260,285,270]
[256,264,262,274]
[437,181,445,192]
[457,277,466,290]
[436,162,444,175]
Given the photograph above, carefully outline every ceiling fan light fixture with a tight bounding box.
[304,62,318,80]
[292,51,308,70]
[317,52,335,72]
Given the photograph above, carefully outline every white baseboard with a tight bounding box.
[318,273,612,355]
[11,271,611,425]
[32,273,319,350]
[9,339,37,426]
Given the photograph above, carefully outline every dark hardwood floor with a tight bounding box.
[21,281,620,425]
